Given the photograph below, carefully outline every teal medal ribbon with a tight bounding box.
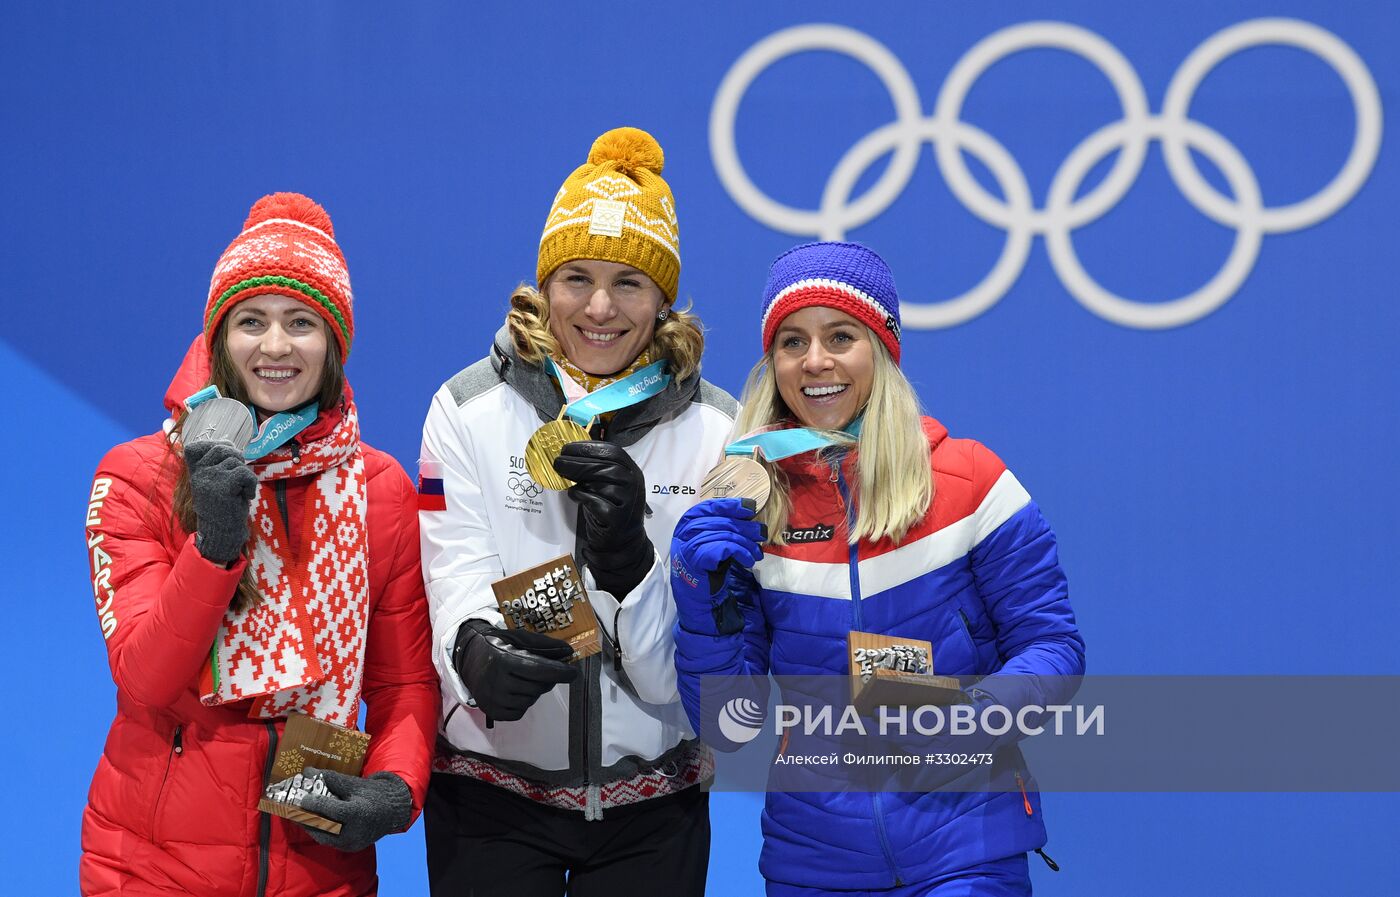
[184,386,318,460]
[724,415,864,462]
[243,401,318,460]
[544,358,672,427]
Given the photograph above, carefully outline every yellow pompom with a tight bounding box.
[587,127,665,175]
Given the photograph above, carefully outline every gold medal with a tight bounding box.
[525,414,592,490]
[697,454,771,510]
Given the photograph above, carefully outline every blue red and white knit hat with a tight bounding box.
[760,241,902,364]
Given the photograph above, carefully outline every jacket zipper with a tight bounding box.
[1015,770,1033,817]
[583,652,603,820]
[957,608,976,656]
[259,473,290,891]
[149,724,182,839]
[274,480,289,530]
[595,419,625,674]
[257,720,278,897]
[573,484,604,822]
[1014,772,1061,870]
[836,466,904,888]
[611,605,625,674]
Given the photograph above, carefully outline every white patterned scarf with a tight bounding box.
[198,401,369,728]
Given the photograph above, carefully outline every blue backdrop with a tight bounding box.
[3,1,1396,893]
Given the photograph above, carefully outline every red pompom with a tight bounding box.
[243,192,335,237]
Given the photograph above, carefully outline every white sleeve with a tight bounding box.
[584,550,677,706]
[419,387,505,706]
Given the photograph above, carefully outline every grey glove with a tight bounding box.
[298,769,413,853]
[184,442,257,564]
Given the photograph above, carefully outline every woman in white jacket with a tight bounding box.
[418,127,737,897]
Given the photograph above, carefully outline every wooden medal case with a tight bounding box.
[847,631,964,713]
[257,713,371,835]
[492,554,602,661]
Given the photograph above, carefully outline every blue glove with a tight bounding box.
[670,498,766,634]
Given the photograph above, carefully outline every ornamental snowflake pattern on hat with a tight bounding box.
[204,192,355,358]
[538,127,682,300]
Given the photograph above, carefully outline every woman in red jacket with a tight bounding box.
[80,193,438,897]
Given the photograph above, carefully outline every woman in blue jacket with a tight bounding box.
[669,241,1085,896]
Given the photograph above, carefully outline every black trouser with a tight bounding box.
[425,772,711,897]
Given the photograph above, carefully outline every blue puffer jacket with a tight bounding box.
[673,417,1085,890]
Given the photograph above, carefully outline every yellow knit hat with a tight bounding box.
[537,127,680,300]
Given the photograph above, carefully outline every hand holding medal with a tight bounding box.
[694,422,861,514]
[181,386,321,565]
[182,387,257,453]
[524,358,671,490]
[183,385,319,461]
[525,413,593,490]
[687,422,859,597]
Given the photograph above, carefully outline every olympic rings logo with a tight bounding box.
[711,19,1382,329]
[508,474,543,499]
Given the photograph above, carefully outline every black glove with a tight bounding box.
[552,441,653,598]
[184,442,258,564]
[298,769,412,852]
[452,619,579,722]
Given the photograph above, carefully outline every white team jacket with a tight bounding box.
[420,331,737,783]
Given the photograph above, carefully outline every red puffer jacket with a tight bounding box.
[80,347,438,897]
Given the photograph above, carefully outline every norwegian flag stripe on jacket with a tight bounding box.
[673,417,1084,891]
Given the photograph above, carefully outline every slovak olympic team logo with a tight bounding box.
[711,19,1382,329]
[508,474,543,498]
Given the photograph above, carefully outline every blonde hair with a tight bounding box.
[733,332,932,546]
[505,282,705,382]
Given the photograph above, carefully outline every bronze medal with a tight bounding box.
[525,417,592,490]
[697,455,771,510]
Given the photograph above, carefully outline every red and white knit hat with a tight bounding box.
[204,193,354,358]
